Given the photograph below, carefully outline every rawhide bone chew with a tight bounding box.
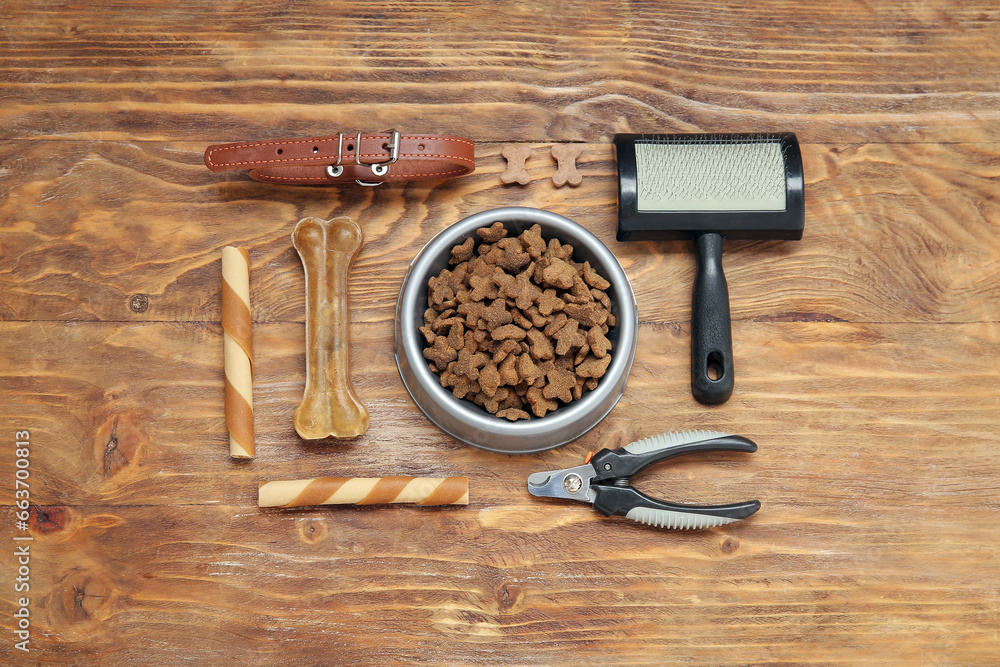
[222,246,254,459]
[500,145,532,185]
[292,217,369,439]
[551,144,583,187]
[258,477,469,508]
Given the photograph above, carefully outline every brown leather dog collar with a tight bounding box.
[204,130,475,186]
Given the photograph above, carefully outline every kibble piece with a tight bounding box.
[497,408,530,421]
[499,391,525,411]
[469,273,500,301]
[588,326,612,358]
[514,354,541,385]
[498,354,520,385]
[495,237,532,272]
[535,288,564,317]
[521,224,546,258]
[525,327,555,361]
[491,324,527,341]
[447,322,465,350]
[523,305,549,328]
[542,258,577,290]
[458,301,486,326]
[493,339,521,364]
[566,275,594,304]
[526,385,558,418]
[576,354,613,379]
[562,302,609,328]
[542,364,576,403]
[505,268,542,310]
[424,336,458,371]
[428,276,456,306]
[553,318,586,356]
[481,298,513,331]
[480,387,510,414]
[543,312,569,337]
[454,348,488,379]
[450,237,475,264]
[478,361,502,397]
[510,308,533,330]
[431,315,464,334]
[477,221,508,243]
[582,261,611,290]
[450,374,480,399]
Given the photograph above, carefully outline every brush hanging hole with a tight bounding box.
[706,352,725,381]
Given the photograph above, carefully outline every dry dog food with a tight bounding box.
[422,222,615,420]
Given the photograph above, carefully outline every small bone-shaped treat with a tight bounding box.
[292,216,369,439]
[551,144,583,187]
[500,145,532,185]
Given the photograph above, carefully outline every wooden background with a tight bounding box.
[1,1,998,665]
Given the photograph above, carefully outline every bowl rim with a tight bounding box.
[394,207,638,454]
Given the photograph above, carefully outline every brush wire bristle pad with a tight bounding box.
[614,133,804,242]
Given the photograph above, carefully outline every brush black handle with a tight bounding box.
[692,232,734,404]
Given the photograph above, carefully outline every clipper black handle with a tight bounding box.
[692,232,734,404]
[590,435,757,482]
[592,485,761,521]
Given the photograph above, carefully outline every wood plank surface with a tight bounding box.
[3,141,998,325]
[2,1,999,143]
[1,1,999,665]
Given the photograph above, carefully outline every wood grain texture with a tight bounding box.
[1,1,999,143]
[2,1,1000,665]
[2,141,998,325]
[0,316,998,663]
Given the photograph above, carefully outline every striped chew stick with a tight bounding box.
[222,246,254,459]
[258,477,469,508]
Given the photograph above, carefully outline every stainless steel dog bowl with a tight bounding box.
[394,207,638,454]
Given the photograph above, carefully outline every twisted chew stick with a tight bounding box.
[292,216,369,439]
[258,477,469,508]
[222,246,254,459]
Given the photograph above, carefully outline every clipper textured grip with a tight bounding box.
[258,477,470,508]
[222,246,254,459]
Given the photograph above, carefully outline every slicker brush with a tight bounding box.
[614,133,804,404]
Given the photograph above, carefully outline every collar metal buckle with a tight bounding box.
[355,129,400,186]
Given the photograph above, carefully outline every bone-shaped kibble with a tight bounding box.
[500,145,532,185]
[291,216,369,440]
[551,144,583,187]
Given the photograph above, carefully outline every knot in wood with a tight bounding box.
[497,582,524,612]
[29,505,68,534]
[129,293,149,313]
[296,516,330,544]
